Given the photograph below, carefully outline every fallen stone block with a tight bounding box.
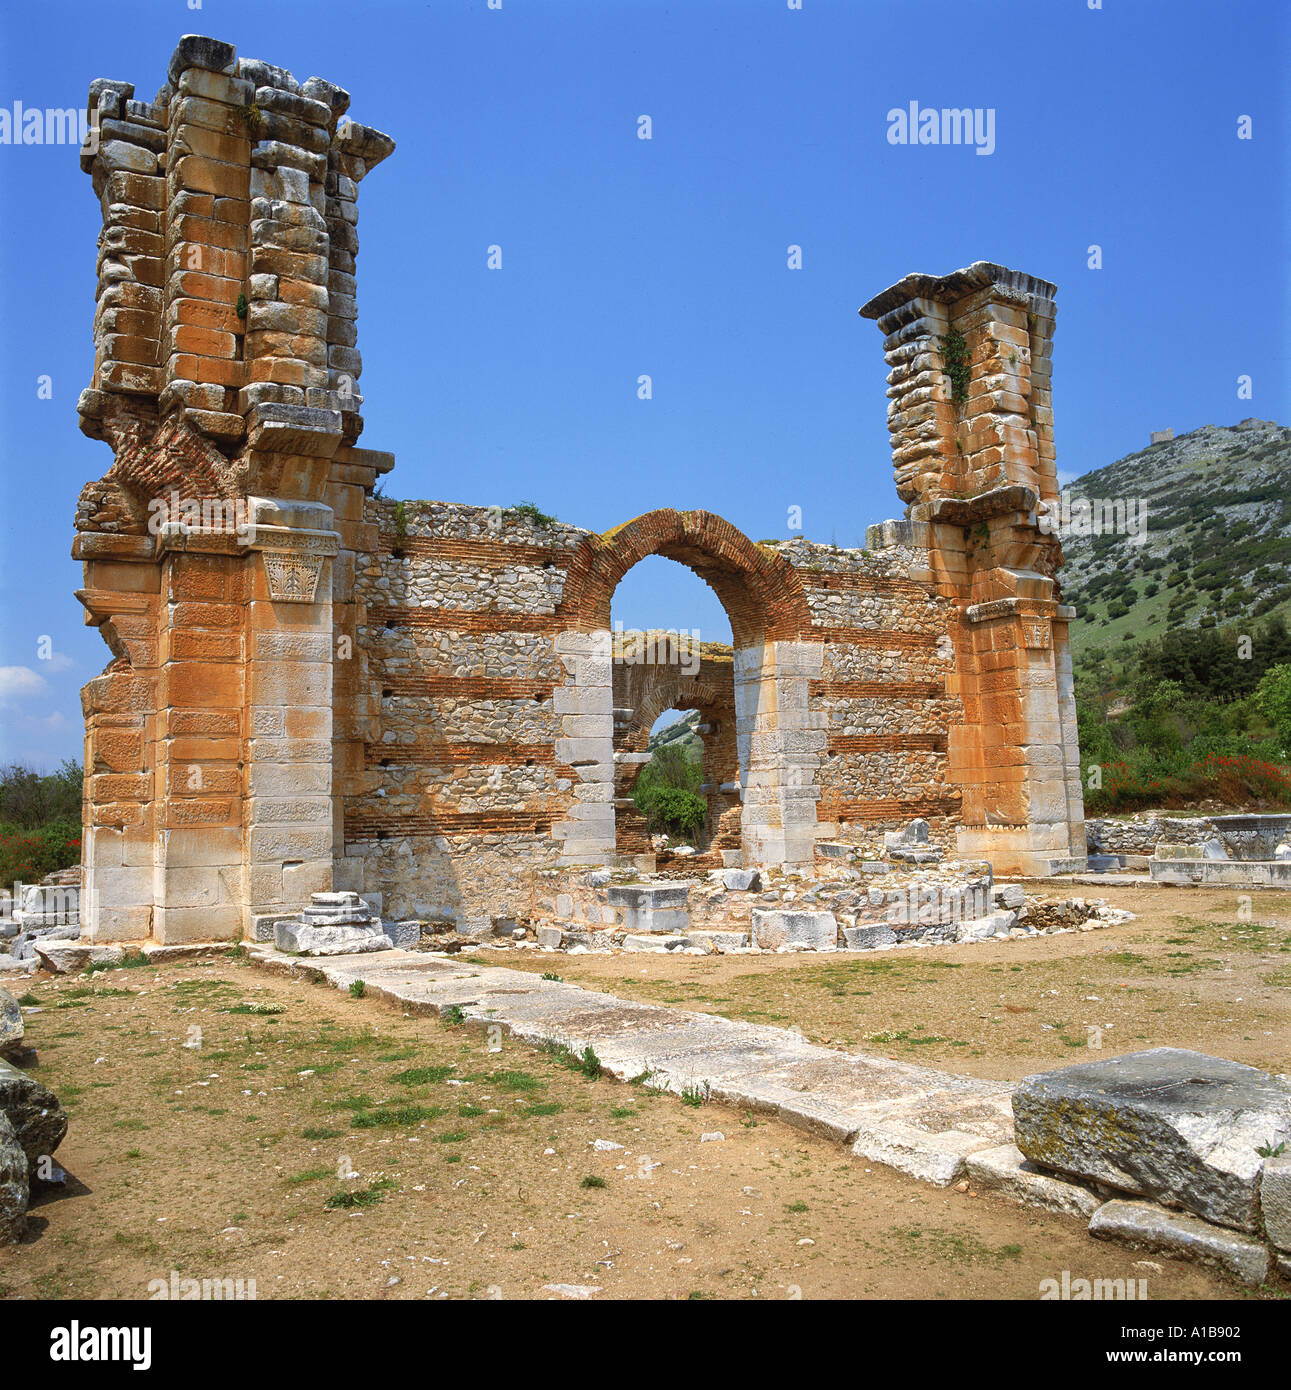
[535,925,564,950]
[752,909,837,951]
[0,955,38,976]
[1013,1047,1291,1233]
[605,883,692,934]
[955,910,1016,942]
[1260,1156,1291,1252]
[965,1143,1102,1218]
[35,943,124,974]
[623,934,689,953]
[273,921,392,956]
[714,868,761,892]
[1089,1199,1270,1286]
[0,1057,69,1168]
[992,884,1027,910]
[0,1111,27,1244]
[386,921,422,950]
[688,930,751,952]
[842,923,897,950]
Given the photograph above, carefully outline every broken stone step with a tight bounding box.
[965,1143,1102,1218]
[1089,1200,1271,1286]
[622,934,691,953]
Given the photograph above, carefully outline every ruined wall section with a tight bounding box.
[339,501,594,924]
[759,535,965,847]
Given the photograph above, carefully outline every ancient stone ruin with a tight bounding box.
[72,35,1086,948]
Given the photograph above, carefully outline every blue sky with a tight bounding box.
[0,0,1285,767]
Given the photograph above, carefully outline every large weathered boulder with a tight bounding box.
[0,1111,28,1244]
[0,1057,69,1168]
[1014,1048,1291,1232]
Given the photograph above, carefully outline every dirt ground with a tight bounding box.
[1,882,1286,1301]
[499,885,1291,1081]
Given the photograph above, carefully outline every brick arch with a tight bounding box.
[557,509,813,648]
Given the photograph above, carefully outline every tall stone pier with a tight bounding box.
[860,263,1087,875]
[73,36,395,941]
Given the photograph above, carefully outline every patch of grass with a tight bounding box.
[457,1103,485,1118]
[680,1084,708,1108]
[580,1175,606,1189]
[785,1201,808,1214]
[522,1101,563,1117]
[285,1167,333,1185]
[349,980,366,999]
[352,1104,444,1129]
[441,1005,465,1026]
[391,1065,456,1086]
[488,1069,541,1093]
[224,1001,286,1016]
[302,1126,344,1141]
[16,993,39,1006]
[540,972,563,981]
[435,1130,468,1144]
[324,1178,395,1210]
[609,1106,637,1119]
[884,1223,1023,1267]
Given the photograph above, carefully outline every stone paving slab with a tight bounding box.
[250,944,1021,1186]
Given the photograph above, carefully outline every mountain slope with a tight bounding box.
[1059,418,1291,673]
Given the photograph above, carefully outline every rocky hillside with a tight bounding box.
[1059,418,1291,666]
[648,709,702,760]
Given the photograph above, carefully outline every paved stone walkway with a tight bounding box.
[250,945,1016,1187]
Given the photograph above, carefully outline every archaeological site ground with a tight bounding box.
[1,9,1289,1350]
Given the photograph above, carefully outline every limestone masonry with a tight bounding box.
[72,36,1086,945]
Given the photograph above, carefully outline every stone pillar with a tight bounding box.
[552,630,616,864]
[243,500,341,939]
[860,263,1086,876]
[73,35,395,941]
[734,640,826,868]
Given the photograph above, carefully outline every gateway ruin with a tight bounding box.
[72,35,1086,946]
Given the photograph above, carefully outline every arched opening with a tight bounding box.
[553,509,823,870]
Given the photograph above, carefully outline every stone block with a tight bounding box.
[1014,1048,1291,1232]
[1089,1200,1270,1287]
[1261,1156,1291,1252]
[274,920,392,955]
[752,909,837,951]
[965,1143,1102,1217]
[842,923,897,950]
[34,943,125,974]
